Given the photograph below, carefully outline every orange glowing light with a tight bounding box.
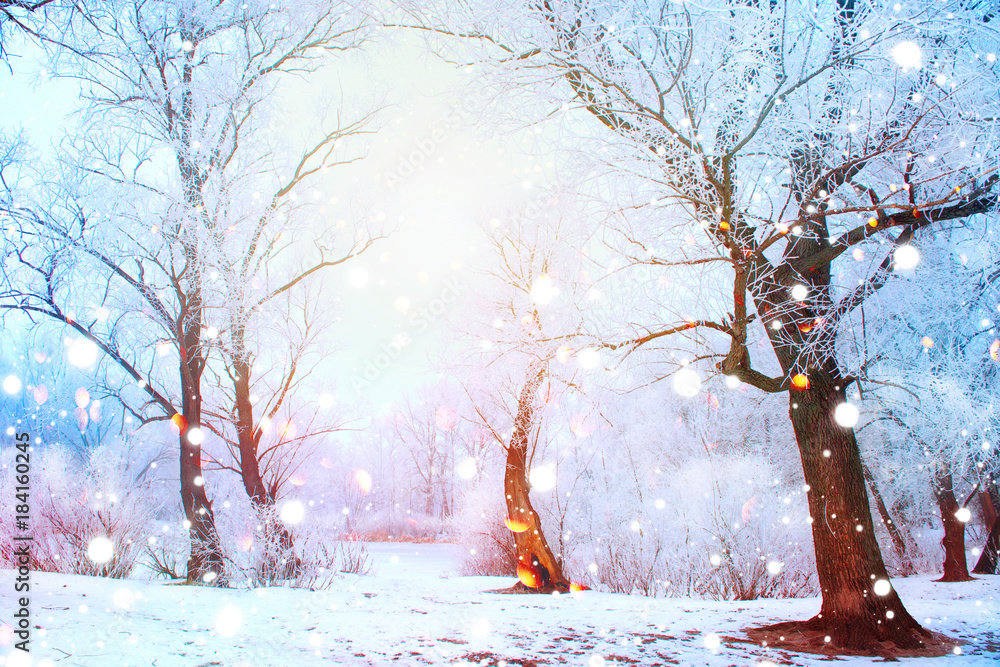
[741,497,759,523]
[719,220,730,231]
[354,469,372,495]
[504,517,530,533]
[797,322,814,333]
[289,475,307,487]
[570,582,589,593]
[990,339,999,361]
[239,536,253,552]
[921,336,934,348]
[790,373,810,390]
[517,561,541,588]
[172,414,189,434]
[867,218,878,228]
[278,420,297,442]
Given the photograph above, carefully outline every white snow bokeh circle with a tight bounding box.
[673,368,701,397]
[280,500,305,525]
[833,403,860,428]
[529,465,557,492]
[893,244,920,270]
[87,537,115,564]
[2,375,21,395]
[67,338,100,368]
[456,457,477,480]
[892,41,922,68]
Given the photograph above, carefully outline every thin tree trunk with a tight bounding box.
[179,363,225,584]
[862,462,916,576]
[231,336,299,580]
[973,486,999,574]
[932,468,973,582]
[175,26,225,585]
[980,489,998,528]
[503,365,570,592]
[973,516,1000,574]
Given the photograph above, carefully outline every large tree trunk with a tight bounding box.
[862,462,916,576]
[502,365,570,592]
[752,368,933,652]
[932,468,973,582]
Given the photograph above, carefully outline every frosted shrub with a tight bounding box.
[216,488,371,589]
[0,441,163,578]
[457,479,517,577]
[566,452,817,599]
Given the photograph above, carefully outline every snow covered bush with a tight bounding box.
[0,439,165,578]
[212,480,372,588]
[520,386,820,599]
[456,477,517,577]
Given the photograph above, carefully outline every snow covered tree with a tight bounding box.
[860,223,1000,581]
[408,0,1000,652]
[0,0,57,60]
[193,36,378,577]
[460,199,596,592]
[1,0,372,584]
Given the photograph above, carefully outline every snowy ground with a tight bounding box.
[1,543,998,666]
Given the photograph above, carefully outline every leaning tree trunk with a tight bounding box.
[932,468,973,582]
[753,367,933,652]
[503,365,570,592]
[973,486,1000,574]
[972,516,1000,575]
[862,462,916,576]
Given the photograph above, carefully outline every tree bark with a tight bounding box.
[973,516,1000,575]
[503,365,570,592]
[862,462,916,576]
[932,468,973,582]
[973,486,999,574]
[174,26,225,585]
[756,367,932,651]
[179,357,225,584]
[980,489,998,528]
[231,330,300,580]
